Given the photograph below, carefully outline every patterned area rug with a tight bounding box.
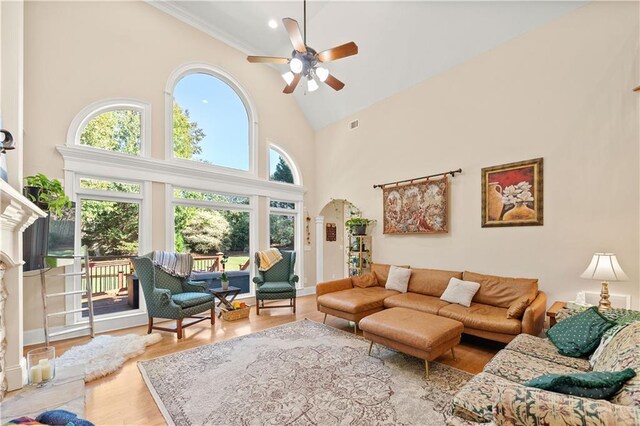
[138,319,472,425]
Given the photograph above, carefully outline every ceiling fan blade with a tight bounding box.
[317,42,358,63]
[283,73,302,94]
[247,56,289,64]
[282,18,307,53]
[324,74,345,91]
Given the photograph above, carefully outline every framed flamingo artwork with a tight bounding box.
[481,158,543,227]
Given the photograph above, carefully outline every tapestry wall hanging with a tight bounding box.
[481,157,543,227]
[383,178,448,234]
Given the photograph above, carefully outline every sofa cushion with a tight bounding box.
[451,372,517,423]
[316,287,399,314]
[506,295,532,319]
[463,270,538,309]
[383,292,450,314]
[484,349,586,384]
[439,303,522,335]
[407,267,462,297]
[371,263,409,286]
[593,321,640,407]
[351,272,378,288]
[493,386,640,426]
[524,368,636,400]
[505,333,592,371]
[547,306,615,357]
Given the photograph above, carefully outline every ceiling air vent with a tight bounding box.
[348,119,359,131]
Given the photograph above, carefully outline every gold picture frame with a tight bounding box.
[481,158,543,227]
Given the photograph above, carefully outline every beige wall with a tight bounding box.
[315,1,640,308]
[22,1,317,331]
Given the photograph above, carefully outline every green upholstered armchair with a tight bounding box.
[132,254,216,339]
[252,250,298,315]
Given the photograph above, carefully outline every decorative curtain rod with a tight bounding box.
[373,168,462,189]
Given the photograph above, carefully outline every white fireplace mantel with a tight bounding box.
[0,178,46,394]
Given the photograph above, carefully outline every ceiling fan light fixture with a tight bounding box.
[289,57,303,74]
[281,71,295,85]
[315,66,329,82]
[307,77,319,92]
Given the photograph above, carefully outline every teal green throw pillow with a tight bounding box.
[547,306,615,357]
[525,368,636,399]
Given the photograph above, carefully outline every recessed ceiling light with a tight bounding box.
[268,19,278,29]
[202,99,209,104]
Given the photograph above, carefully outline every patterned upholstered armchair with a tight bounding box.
[132,253,216,339]
[252,250,298,315]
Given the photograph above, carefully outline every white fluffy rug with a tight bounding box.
[58,333,162,382]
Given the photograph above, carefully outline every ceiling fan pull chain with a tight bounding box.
[303,0,307,45]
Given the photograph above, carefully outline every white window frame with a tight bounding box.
[268,198,304,290]
[165,63,258,177]
[268,142,302,185]
[67,173,152,326]
[66,98,152,157]
[168,184,258,296]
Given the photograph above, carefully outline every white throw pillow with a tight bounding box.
[385,266,412,293]
[440,277,481,307]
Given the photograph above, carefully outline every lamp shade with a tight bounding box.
[580,253,629,282]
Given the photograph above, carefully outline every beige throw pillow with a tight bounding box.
[384,266,412,293]
[440,277,481,307]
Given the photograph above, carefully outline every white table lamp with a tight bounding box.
[580,253,629,312]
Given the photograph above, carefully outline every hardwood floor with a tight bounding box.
[23,295,503,425]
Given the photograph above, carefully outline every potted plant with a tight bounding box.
[220,255,230,290]
[24,173,72,216]
[22,173,74,271]
[345,216,375,236]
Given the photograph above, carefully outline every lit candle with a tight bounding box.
[29,365,42,384]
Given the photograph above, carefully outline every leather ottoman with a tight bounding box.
[359,307,463,379]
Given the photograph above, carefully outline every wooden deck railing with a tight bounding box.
[81,254,225,293]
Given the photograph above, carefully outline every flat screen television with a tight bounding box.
[23,203,76,272]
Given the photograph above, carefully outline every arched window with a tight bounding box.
[269,145,300,185]
[68,99,150,156]
[171,72,251,171]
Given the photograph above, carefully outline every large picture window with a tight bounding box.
[77,178,143,317]
[172,73,250,171]
[172,188,253,294]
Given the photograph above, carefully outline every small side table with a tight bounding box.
[547,301,566,327]
[209,286,242,318]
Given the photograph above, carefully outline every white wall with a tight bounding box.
[315,1,640,308]
[22,1,317,332]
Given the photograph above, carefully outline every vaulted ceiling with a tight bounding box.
[152,1,585,130]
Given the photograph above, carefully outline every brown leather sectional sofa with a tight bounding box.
[316,263,547,343]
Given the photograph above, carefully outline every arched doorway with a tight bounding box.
[316,199,361,283]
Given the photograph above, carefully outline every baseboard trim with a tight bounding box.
[24,311,150,346]
[5,358,26,391]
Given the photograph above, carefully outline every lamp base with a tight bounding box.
[598,281,612,312]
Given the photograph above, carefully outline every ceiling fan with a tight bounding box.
[247,0,358,94]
